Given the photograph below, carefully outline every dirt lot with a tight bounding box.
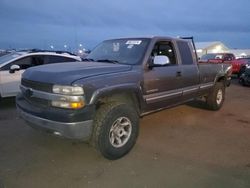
[0,80,250,188]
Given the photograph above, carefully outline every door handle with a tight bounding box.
[176,71,182,77]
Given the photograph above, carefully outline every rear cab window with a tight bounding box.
[176,41,195,65]
[224,54,235,61]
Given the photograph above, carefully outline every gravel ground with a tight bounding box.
[0,79,250,188]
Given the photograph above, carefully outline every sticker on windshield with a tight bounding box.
[127,44,134,49]
[126,40,142,45]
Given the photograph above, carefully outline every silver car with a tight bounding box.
[0,51,81,98]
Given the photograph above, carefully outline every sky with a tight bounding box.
[0,0,250,51]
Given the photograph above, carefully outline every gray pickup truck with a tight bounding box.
[16,36,232,159]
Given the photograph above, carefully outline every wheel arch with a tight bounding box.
[214,75,227,86]
[89,84,145,115]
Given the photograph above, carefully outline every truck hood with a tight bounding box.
[22,62,132,85]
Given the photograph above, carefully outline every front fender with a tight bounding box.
[89,83,146,111]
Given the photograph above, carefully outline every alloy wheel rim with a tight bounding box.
[109,117,132,148]
[216,89,223,105]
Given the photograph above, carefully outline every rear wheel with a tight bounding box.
[206,82,225,111]
[91,102,139,160]
[239,78,246,86]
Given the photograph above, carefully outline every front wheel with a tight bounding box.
[91,102,139,160]
[206,82,225,111]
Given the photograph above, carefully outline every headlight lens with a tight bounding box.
[53,85,84,95]
[52,85,85,109]
[51,101,85,109]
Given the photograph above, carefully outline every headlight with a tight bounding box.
[53,85,84,95]
[51,101,85,109]
[52,85,85,109]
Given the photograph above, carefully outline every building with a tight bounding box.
[195,41,250,59]
[195,41,229,58]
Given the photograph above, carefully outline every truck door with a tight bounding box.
[143,41,182,111]
[176,41,200,101]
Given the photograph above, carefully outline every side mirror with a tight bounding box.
[9,64,20,74]
[153,55,170,66]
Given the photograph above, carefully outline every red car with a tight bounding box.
[199,53,235,63]
[199,53,249,76]
[230,58,250,76]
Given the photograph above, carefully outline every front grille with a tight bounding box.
[24,95,50,108]
[21,79,52,93]
[21,79,52,108]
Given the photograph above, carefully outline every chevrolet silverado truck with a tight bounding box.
[16,36,232,160]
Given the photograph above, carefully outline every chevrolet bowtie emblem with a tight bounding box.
[25,88,33,97]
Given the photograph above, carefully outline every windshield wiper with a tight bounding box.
[96,59,119,64]
[82,58,95,61]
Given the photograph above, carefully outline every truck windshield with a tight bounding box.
[0,52,22,65]
[86,38,150,65]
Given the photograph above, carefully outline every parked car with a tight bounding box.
[0,50,81,98]
[199,53,247,76]
[239,64,250,86]
[17,36,231,160]
[230,58,250,77]
[199,53,235,63]
[238,58,250,77]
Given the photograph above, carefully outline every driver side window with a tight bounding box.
[2,56,33,70]
[151,41,177,65]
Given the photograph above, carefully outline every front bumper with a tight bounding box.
[16,92,94,140]
[17,106,93,140]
